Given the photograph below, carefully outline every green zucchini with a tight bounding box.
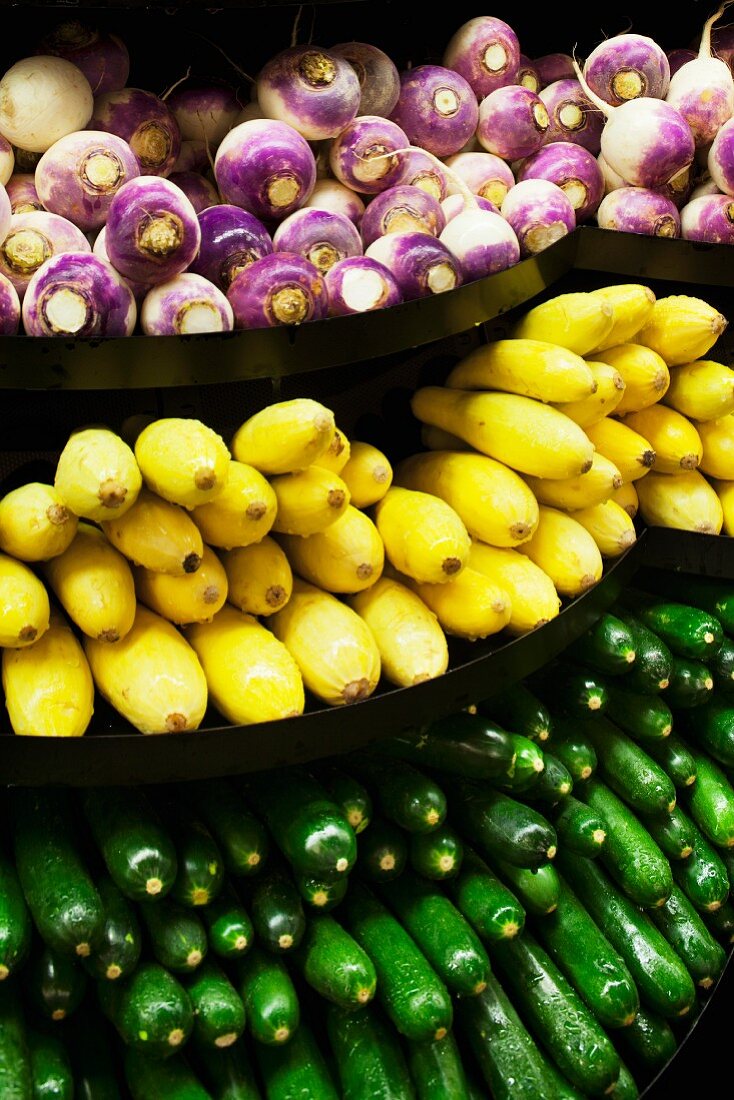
[641,805,696,861]
[447,847,525,943]
[529,661,610,716]
[63,1006,122,1100]
[582,780,673,908]
[721,845,734,886]
[254,1023,338,1100]
[0,980,32,1100]
[549,797,607,857]
[201,883,253,960]
[295,873,348,912]
[236,945,299,1046]
[491,859,560,916]
[84,875,141,983]
[167,811,225,909]
[488,931,621,1097]
[189,1039,262,1100]
[615,612,672,694]
[522,753,573,804]
[83,787,177,902]
[604,685,673,742]
[646,735,697,789]
[672,817,730,912]
[245,769,356,877]
[0,851,31,981]
[555,852,696,1018]
[346,756,447,834]
[457,973,581,1100]
[190,780,269,877]
[499,734,546,794]
[580,718,677,815]
[185,961,246,1049]
[291,914,377,1009]
[447,778,557,869]
[608,1061,639,1100]
[124,1050,210,1100]
[533,874,639,1029]
[27,1030,73,1100]
[567,612,637,675]
[638,573,734,633]
[377,869,491,998]
[316,766,372,834]
[358,818,407,883]
[342,881,453,1042]
[328,1004,416,1100]
[247,864,305,953]
[407,1031,471,1100]
[479,684,552,744]
[648,884,726,989]
[685,747,734,849]
[664,656,714,709]
[380,711,516,778]
[704,900,734,944]
[409,824,463,880]
[100,961,194,1059]
[636,600,723,660]
[551,721,598,783]
[26,946,87,1023]
[616,1006,677,1072]
[140,898,208,973]
[711,634,734,699]
[11,789,104,959]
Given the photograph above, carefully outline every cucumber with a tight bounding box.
[190,780,270,877]
[615,612,673,694]
[447,778,557,869]
[534,874,639,1029]
[491,859,560,916]
[190,1039,262,1100]
[295,873,348,912]
[639,573,734,634]
[316,767,372,834]
[665,656,714,709]
[346,756,447,834]
[236,945,299,1046]
[11,789,104,959]
[582,780,673,908]
[244,769,356,878]
[26,946,87,1022]
[648,884,726,989]
[704,900,734,944]
[457,973,581,1100]
[167,811,225,909]
[641,805,696,861]
[608,1061,639,1100]
[522,753,573,804]
[185,961,246,1049]
[711,635,734,699]
[551,721,597,782]
[377,870,491,998]
[380,712,516,778]
[616,1006,677,1072]
[479,684,552,744]
[358,819,407,883]
[567,613,637,675]
[646,735,697,789]
[0,980,32,1100]
[499,734,546,794]
[604,685,673,742]
[549,797,607,857]
[27,1030,73,1100]
[140,898,208,973]
[327,1004,416,1100]
[100,961,194,1059]
[555,852,696,1018]
[124,1050,210,1100]
[580,718,677,815]
[0,851,31,981]
[247,864,305,953]
[672,817,730,912]
[530,662,610,717]
[684,747,734,849]
[488,931,621,1097]
[291,914,377,1009]
[409,824,463,880]
[636,600,723,660]
[342,881,453,1043]
[407,1031,471,1100]
[447,847,525,943]
[84,875,141,983]
[83,787,177,901]
[254,1023,338,1100]
[201,884,253,960]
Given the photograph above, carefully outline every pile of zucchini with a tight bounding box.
[2,579,734,1098]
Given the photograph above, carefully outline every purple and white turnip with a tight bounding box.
[681,192,734,242]
[0,210,90,297]
[540,79,604,153]
[5,171,44,215]
[22,251,136,336]
[666,3,734,147]
[0,183,9,244]
[518,142,604,222]
[215,118,316,221]
[329,116,408,194]
[390,66,479,158]
[440,207,520,280]
[0,272,20,333]
[257,46,360,141]
[501,179,576,255]
[0,138,13,186]
[227,252,328,328]
[168,172,220,215]
[583,34,670,106]
[35,130,140,231]
[272,208,363,272]
[359,185,445,247]
[597,187,681,236]
[365,231,463,299]
[325,256,403,316]
[443,17,521,98]
[444,151,515,207]
[91,88,180,177]
[330,42,401,118]
[395,149,449,201]
[477,86,550,161]
[190,204,273,292]
[140,272,234,334]
[167,85,240,148]
[303,179,366,225]
[38,21,129,95]
[0,56,93,153]
[104,175,201,285]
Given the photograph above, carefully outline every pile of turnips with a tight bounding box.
[1,9,734,340]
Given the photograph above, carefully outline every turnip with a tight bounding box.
[215,119,316,221]
[517,55,541,93]
[303,179,365,225]
[91,88,180,177]
[173,140,209,174]
[167,85,240,147]
[0,183,9,244]
[329,116,407,194]
[540,79,604,153]
[0,210,89,298]
[707,116,734,194]
[359,185,445,247]
[190,204,272,292]
[0,137,13,186]
[331,42,400,117]
[325,256,402,315]
[257,46,360,141]
[501,179,576,255]
[441,193,498,221]
[0,272,20,333]
[105,175,201,285]
[38,21,129,95]
[666,3,734,147]
[681,192,734,242]
[477,86,549,161]
[598,152,627,193]
[395,149,449,201]
[234,102,265,126]
[596,188,681,236]
[584,33,670,105]
[390,66,479,158]
[0,56,93,153]
[439,207,519,281]
[140,273,234,335]
[534,53,576,87]
[168,171,219,215]
[365,232,462,299]
[444,151,515,207]
[272,208,362,272]
[5,174,43,213]
[658,165,694,209]
[668,49,697,78]
[227,252,328,328]
[93,225,149,302]
[35,130,140,231]
[517,142,604,222]
[22,251,136,336]
[689,177,722,200]
[443,17,520,98]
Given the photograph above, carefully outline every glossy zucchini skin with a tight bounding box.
[641,805,696,861]
[83,787,177,902]
[681,701,734,768]
[139,898,208,974]
[711,636,734,700]
[201,883,254,960]
[295,873,348,912]
[382,712,517,778]
[190,780,270,878]
[346,756,447,834]
[648,884,726,990]
[704,900,734,945]
[636,600,723,661]
[639,574,734,634]
[522,753,573,805]
[549,797,607,858]
[328,1004,416,1100]
[447,778,558,869]
[84,875,142,984]
[551,721,598,784]
[358,819,408,883]
[291,914,377,1010]
[27,1028,74,1100]
[254,1023,339,1100]
[0,851,31,982]
[604,686,673,743]
[167,811,225,909]
[100,962,194,1060]
[490,860,560,916]
[124,1049,210,1100]
[684,747,734,849]
[409,824,464,880]
[407,1031,471,1100]
[185,961,247,1050]
[246,864,306,954]
[646,736,698,790]
[672,816,730,913]
[530,663,610,719]
[26,946,87,1023]
[580,719,677,816]
[616,613,673,694]
[316,767,372,834]
[236,945,300,1047]
[665,657,714,710]
[479,684,553,744]
[616,1006,677,1072]
[447,847,525,944]
[499,735,546,795]
[0,980,32,1100]
[189,1037,262,1100]
[568,613,637,675]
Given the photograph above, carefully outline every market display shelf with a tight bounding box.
[642,526,734,579]
[575,227,734,288]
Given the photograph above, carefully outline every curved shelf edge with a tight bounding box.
[0,535,643,787]
[575,226,734,287]
[641,526,734,579]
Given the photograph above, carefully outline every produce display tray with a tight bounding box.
[642,527,734,580]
